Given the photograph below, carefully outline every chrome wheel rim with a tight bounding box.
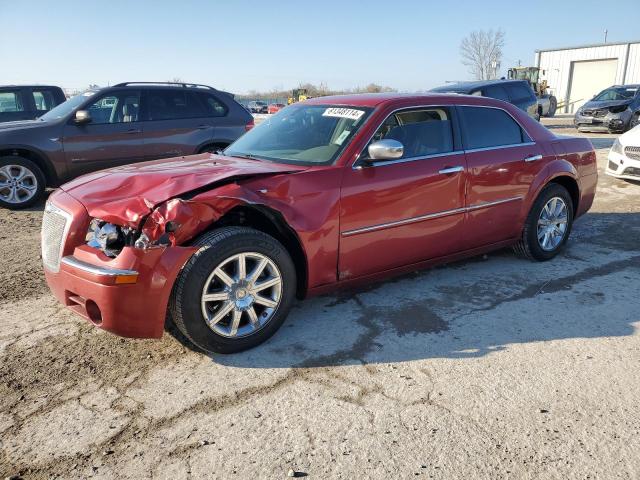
[537,197,568,251]
[201,252,282,338]
[0,164,38,204]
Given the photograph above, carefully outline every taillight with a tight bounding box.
[245,119,255,131]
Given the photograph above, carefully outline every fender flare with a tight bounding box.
[0,143,61,186]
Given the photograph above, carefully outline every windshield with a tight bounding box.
[593,86,638,101]
[225,104,372,165]
[39,92,94,121]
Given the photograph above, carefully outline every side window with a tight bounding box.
[508,83,535,102]
[370,108,454,159]
[460,106,528,149]
[0,91,24,112]
[144,90,207,121]
[32,90,58,112]
[197,92,228,117]
[483,85,510,102]
[87,91,141,124]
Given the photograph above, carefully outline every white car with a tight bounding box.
[607,125,640,180]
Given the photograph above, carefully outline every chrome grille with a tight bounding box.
[581,109,607,118]
[41,203,71,272]
[625,146,640,161]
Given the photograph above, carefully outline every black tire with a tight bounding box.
[0,156,46,210]
[170,227,296,354]
[513,183,574,261]
[546,96,557,118]
[630,112,640,130]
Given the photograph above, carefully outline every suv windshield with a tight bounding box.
[593,86,638,101]
[225,104,372,165]
[39,92,95,121]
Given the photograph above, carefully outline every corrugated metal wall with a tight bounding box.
[534,42,640,113]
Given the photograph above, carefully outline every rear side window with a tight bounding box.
[197,92,228,117]
[144,90,208,120]
[483,85,510,102]
[370,107,454,158]
[507,83,534,102]
[32,90,59,112]
[0,91,24,112]
[460,106,529,149]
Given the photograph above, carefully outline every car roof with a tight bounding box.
[430,79,527,93]
[304,92,464,108]
[0,85,62,89]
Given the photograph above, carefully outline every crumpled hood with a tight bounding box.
[581,99,632,111]
[60,153,306,224]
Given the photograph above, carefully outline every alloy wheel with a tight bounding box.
[0,164,38,204]
[537,197,568,251]
[200,252,282,338]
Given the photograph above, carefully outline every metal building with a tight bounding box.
[535,40,640,113]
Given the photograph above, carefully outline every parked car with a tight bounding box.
[247,101,268,113]
[0,85,66,123]
[42,93,597,353]
[430,80,539,119]
[607,124,640,180]
[268,103,286,114]
[574,84,640,133]
[0,82,254,209]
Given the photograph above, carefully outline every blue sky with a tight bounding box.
[1,0,638,93]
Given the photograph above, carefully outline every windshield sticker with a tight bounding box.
[334,130,351,145]
[323,108,365,121]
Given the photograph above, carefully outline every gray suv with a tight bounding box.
[0,82,254,209]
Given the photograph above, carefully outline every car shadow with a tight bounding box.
[167,211,640,368]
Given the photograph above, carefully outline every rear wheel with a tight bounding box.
[513,183,574,261]
[170,227,296,354]
[0,157,46,209]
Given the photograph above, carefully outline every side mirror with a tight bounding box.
[74,110,91,124]
[367,139,404,161]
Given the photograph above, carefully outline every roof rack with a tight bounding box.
[113,82,216,90]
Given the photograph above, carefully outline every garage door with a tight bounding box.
[567,59,618,113]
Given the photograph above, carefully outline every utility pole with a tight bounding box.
[604,29,608,43]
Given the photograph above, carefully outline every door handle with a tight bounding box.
[524,154,543,162]
[438,166,464,174]
[125,128,142,134]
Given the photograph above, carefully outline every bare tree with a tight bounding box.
[460,29,505,80]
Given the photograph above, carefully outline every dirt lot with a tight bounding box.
[1,117,639,479]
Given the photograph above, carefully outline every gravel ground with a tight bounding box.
[1,117,639,479]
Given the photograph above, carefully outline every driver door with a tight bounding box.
[62,90,148,176]
[339,106,467,280]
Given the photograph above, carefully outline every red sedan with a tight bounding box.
[41,93,597,353]
[268,103,285,114]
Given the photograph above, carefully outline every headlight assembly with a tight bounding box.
[86,219,133,258]
[610,138,624,156]
[609,105,629,114]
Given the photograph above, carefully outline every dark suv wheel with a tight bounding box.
[0,157,46,209]
[170,227,296,354]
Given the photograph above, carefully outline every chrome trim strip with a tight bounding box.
[464,142,536,154]
[357,150,465,169]
[438,166,464,174]
[61,256,139,277]
[466,195,523,211]
[524,154,543,162]
[341,196,523,237]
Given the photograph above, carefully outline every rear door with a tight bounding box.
[62,89,147,176]
[0,88,31,122]
[458,105,547,249]
[138,88,216,158]
[506,83,537,117]
[339,105,467,279]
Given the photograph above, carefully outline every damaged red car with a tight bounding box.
[42,93,597,353]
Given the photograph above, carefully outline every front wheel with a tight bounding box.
[630,112,640,130]
[0,157,46,209]
[513,183,574,261]
[170,227,296,354]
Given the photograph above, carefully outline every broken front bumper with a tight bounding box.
[574,110,632,132]
[43,190,197,339]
